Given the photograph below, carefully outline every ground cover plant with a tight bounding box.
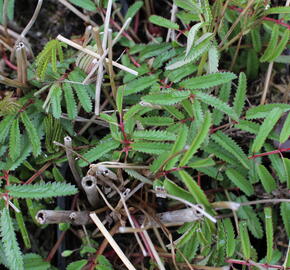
[0,0,289,269]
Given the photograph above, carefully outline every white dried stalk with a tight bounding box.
[90,212,137,270]
[154,191,217,223]
[141,228,166,270]
[57,35,138,75]
[166,4,178,42]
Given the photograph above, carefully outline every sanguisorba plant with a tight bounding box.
[0,0,290,269]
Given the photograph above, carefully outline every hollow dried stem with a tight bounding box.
[81,175,99,207]
[36,210,91,225]
[64,136,81,188]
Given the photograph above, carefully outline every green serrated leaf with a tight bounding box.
[225,168,254,196]
[63,83,77,119]
[186,22,204,56]
[237,196,263,239]
[235,120,279,141]
[149,15,179,29]
[194,91,239,121]
[260,24,279,62]
[68,70,92,112]
[133,130,176,141]
[139,116,174,126]
[0,208,24,270]
[180,111,211,166]
[264,207,273,264]
[211,131,250,169]
[165,125,188,170]
[142,90,190,105]
[223,218,236,257]
[264,28,290,62]
[279,112,290,144]
[124,74,158,96]
[0,115,14,143]
[233,72,247,117]
[68,0,96,11]
[131,141,172,155]
[66,259,87,270]
[23,253,50,270]
[251,107,283,153]
[179,170,212,210]
[125,1,143,21]
[179,72,236,90]
[164,178,196,204]
[256,164,277,193]
[13,199,31,249]
[246,104,290,119]
[280,202,290,238]
[125,169,152,184]
[51,84,62,118]
[7,182,78,199]
[239,221,251,260]
[20,112,41,157]
[78,138,120,167]
[9,118,20,161]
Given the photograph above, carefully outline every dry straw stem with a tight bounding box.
[2,197,20,213]
[260,61,273,105]
[64,136,82,188]
[36,210,91,225]
[152,191,217,223]
[57,35,138,75]
[81,175,99,207]
[90,212,137,270]
[0,74,29,89]
[58,0,97,26]
[166,3,178,42]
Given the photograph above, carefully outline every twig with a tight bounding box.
[24,162,52,185]
[218,0,255,48]
[239,198,290,206]
[19,0,43,40]
[64,136,82,189]
[260,61,273,105]
[57,35,138,75]
[90,212,137,270]
[58,0,96,26]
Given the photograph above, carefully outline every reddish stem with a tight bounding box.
[249,148,290,159]
[2,51,17,70]
[24,162,52,185]
[228,5,290,30]
[157,166,189,177]
[226,259,290,269]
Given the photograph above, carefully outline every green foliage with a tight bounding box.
[179,111,211,166]
[225,168,254,196]
[256,164,277,193]
[264,207,273,264]
[251,107,283,153]
[179,72,236,90]
[0,1,289,269]
[36,40,66,79]
[6,182,78,199]
[149,15,179,29]
[125,1,143,21]
[223,218,236,257]
[0,208,24,270]
[68,0,96,11]
[239,221,251,260]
